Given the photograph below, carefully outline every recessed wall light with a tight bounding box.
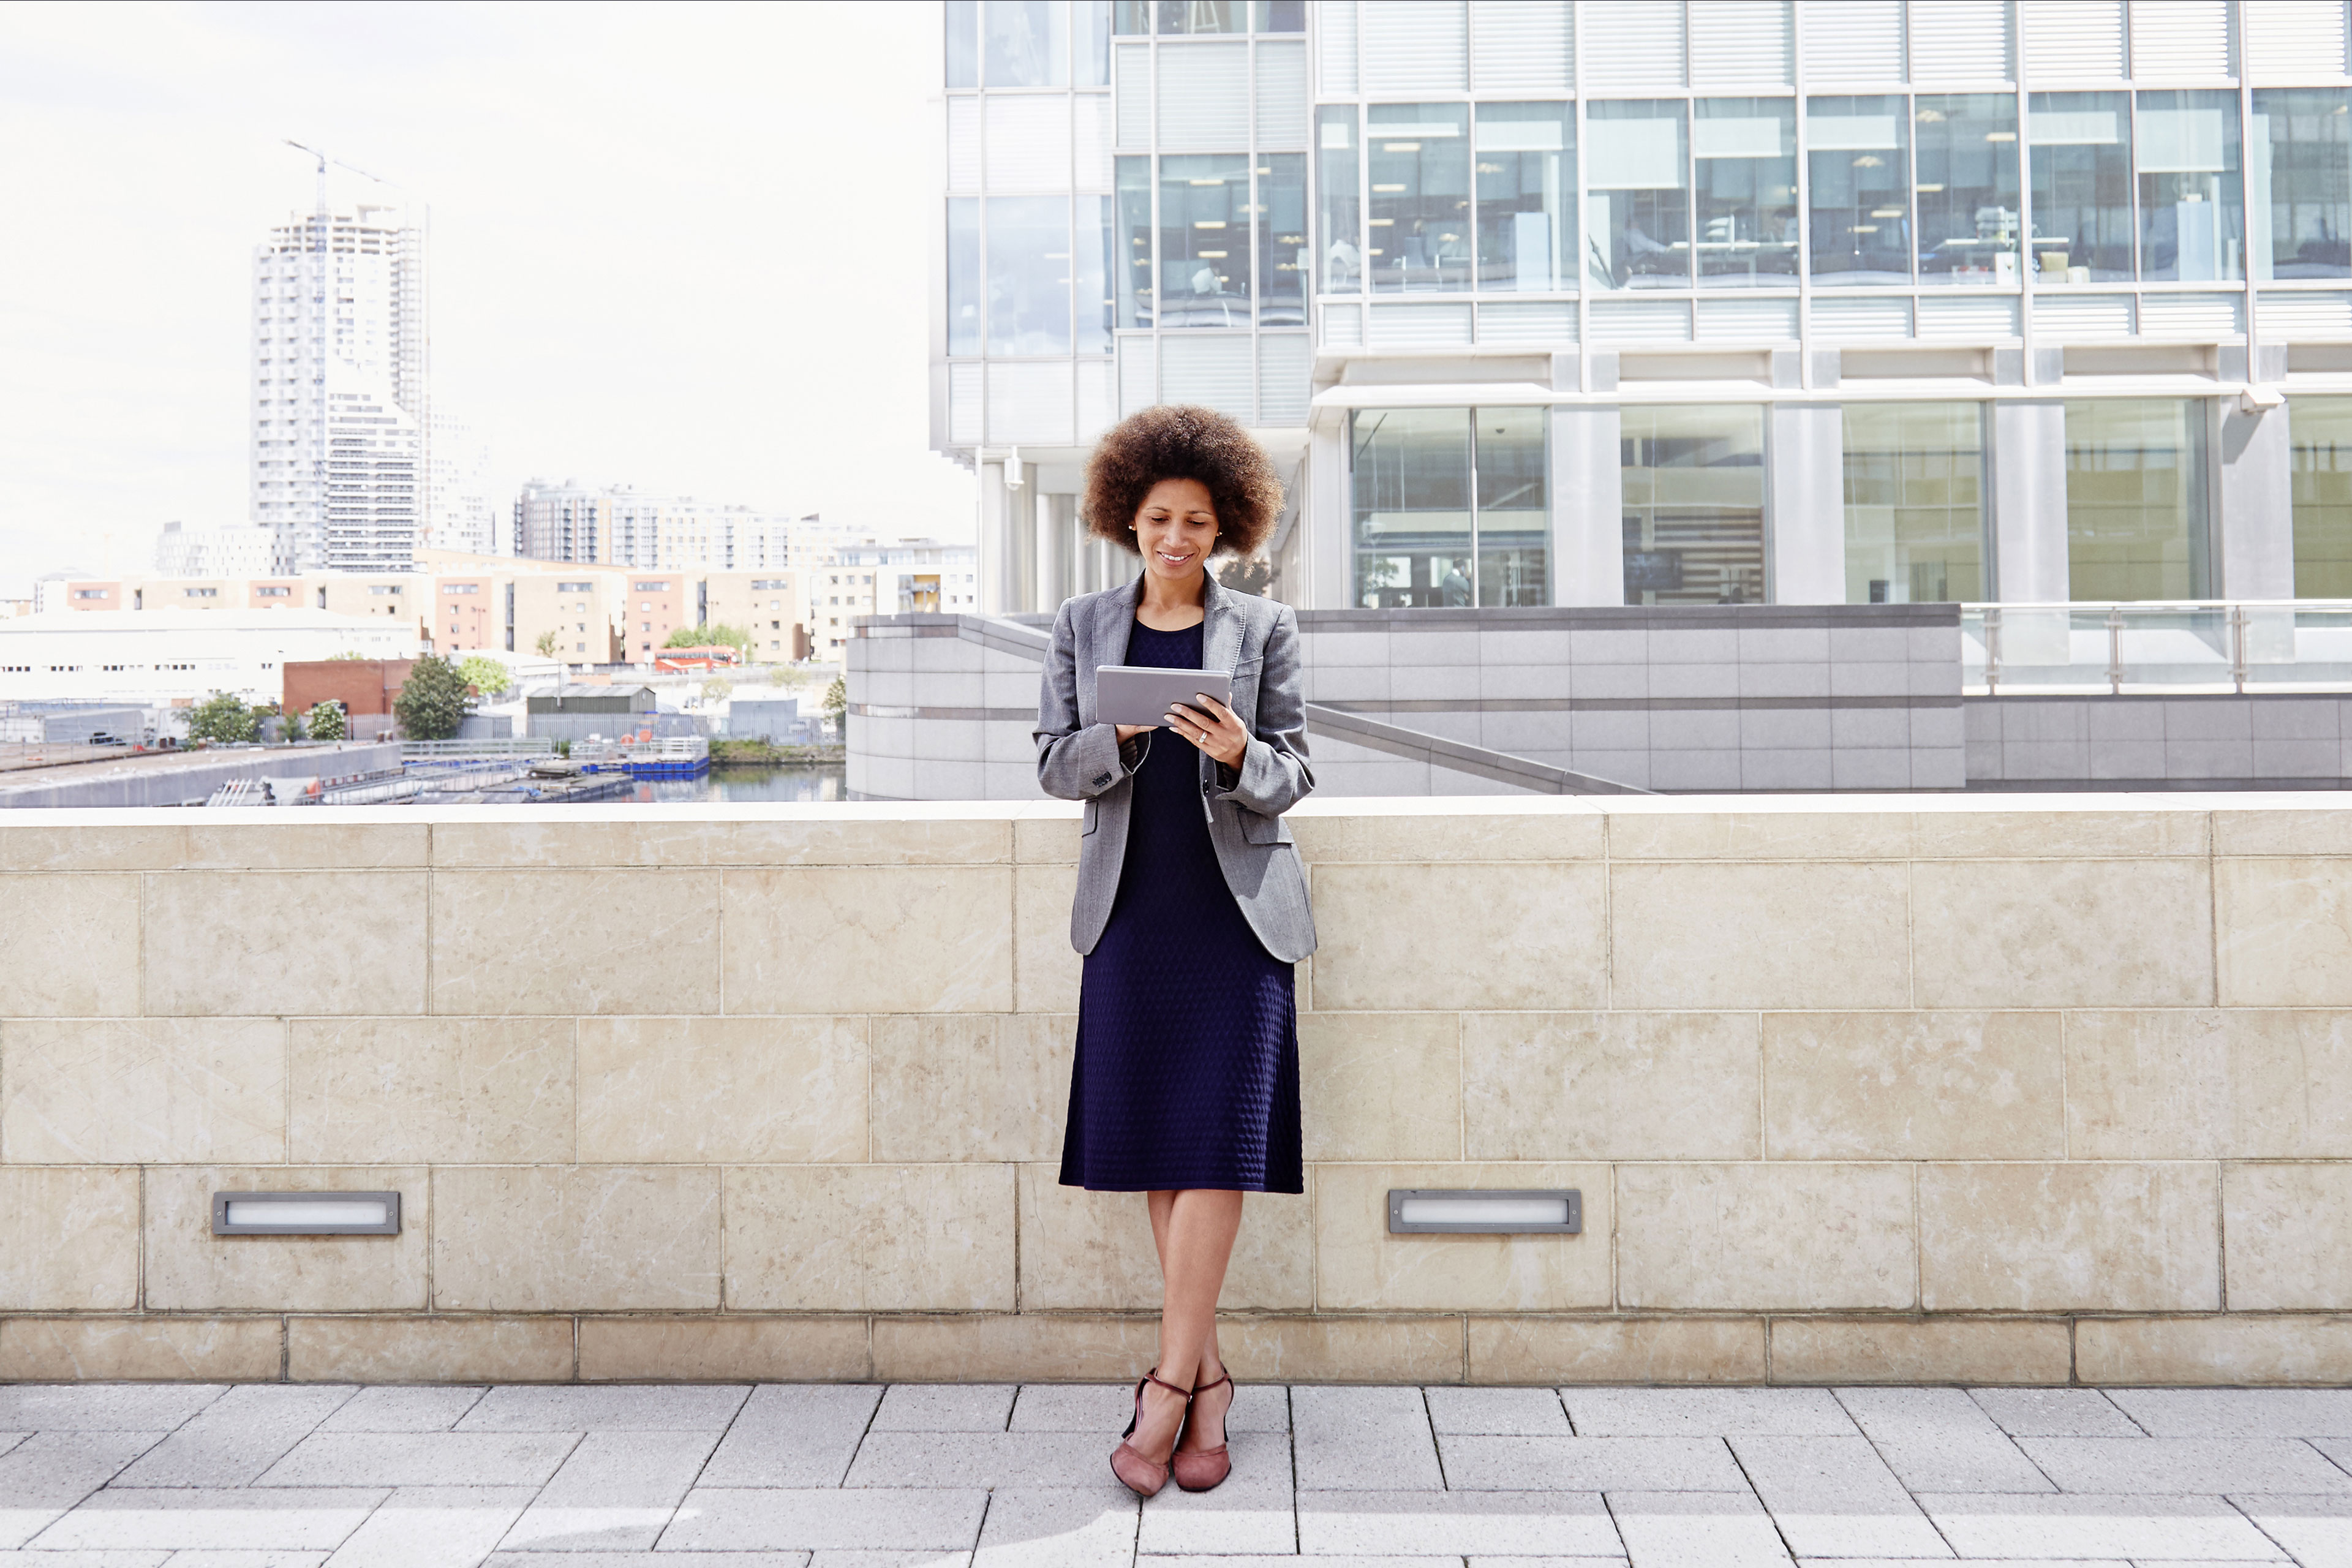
[1388,1188,1581,1234]
[212,1191,401,1236]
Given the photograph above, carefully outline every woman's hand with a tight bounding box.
[1166,693,1249,768]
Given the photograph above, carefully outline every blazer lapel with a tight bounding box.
[1101,573,1142,667]
[1200,573,1245,682]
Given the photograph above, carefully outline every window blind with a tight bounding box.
[2020,0,2125,81]
[1471,0,1574,94]
[1319,0,1359,94]
[1908,0,2013,82]
[948,97,982,192]
[986,96,1072,191]
[2129,0,2235,81]
[1158,42,1250,151]
[1115,44,1151,151]
[1583,0,1686,89]
[1798,0,1902,83]
[1256,40,1310,149]
[2244,0,2349,82]
[1362,0,1470,93]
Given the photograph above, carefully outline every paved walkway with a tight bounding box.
[0,1382,2346,1565]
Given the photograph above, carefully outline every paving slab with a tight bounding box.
[2106,1389,2352,1438]
[1914,1493,2289,1560]
[1970,1388,2143,1438]
[806,1553,970,1568]
[970,1487,1136,1568]
[162,1553,331,1567]
[0,1431,176,1548]
[29,1491,386,1552]
[2226,1492,2352,1568]
[117,1389,356,1490]
[485,1555,812,1568]
[2020,1435,2352,1494]
[842,1431,1113,1490]
[701,1385,881,1488]
[869,1387,1016,1433]
[1604,1490,1794,1567]
[255,1432,578,1489]
[315,1389,485,1434]
[499,1428,722,1551]
[1568,1389,1854,1438]
[1467,1557,1635,1567]
[1008,1383,1286,1434]
[1441,1436,1748,1493]
[0,1389,221,1433]
[318,1485,533,1568]
[0,1553,172,1567]
[1427,1388,1572,1436]
[1834,1387,2055,1493]
[1133,1431,1294,1557]
[1727,1434,1945,1559]
[456,1385,750,1432]
[661,1488,989,1553]
[1297,1488,1619,1556]
[1291,1386,1442,1491]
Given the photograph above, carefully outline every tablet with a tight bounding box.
[1096,665,1234,729]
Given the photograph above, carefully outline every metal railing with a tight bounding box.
[401,737,555,760]
[1965,601,2352,695]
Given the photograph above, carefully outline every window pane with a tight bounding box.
[1254,0,1306,31]
[1621,405,1766,605]
[1317,105,1362,293]
[948,197,982,355]
[1352,408,1472,608]
[1158,153,1251,326]
[2254,88,2351,281]
[1586,100,1689,290]
[946,0,978,87]
[1074,0,1112,84]
[2136,89,2244,282]
[2065,399,2211,600]
[1476,102,1575,292]
[1116,156,1155,327]
[986,1,1069,87]
[2292,398,2352,595]
[1916,93,2020,287]
[1159,0,1242,33]
[1694,97,1796,288]
[1256,153,1308,325]
[1808,94,1909,286]
[2028,91,2133,284]
[1078,193,1114,353]
[1369,102,1472,294]
[1842,402,1986,604]
[1476,406,1548,606]
[1114,0,1151,32]
[986,195,1073,355]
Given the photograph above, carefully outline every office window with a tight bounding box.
[1694,97,1795,288]
[2028,91,2133,284]
[1075,0,1112,85]
[1586,100,1688,290]
[1317,105,1362,293]
[1158,153,1251,326]
[1621,405,1767,606]
[948,198,981,355]
[1809,94,1909,286]
[986,0,1069,86]
[1368,102,1472,295]
[1158,0,1241,33]
[987,195,1074,354]
[1349,407,1549,608]
[2292,398,2352,595]
[1476,102,1574,293]
[2254,88,2352,281]
[1255,153,1308,325]
[1842,403,1986,605]
[1114,0,1150,32]
[1078,193,1114,352]
[1115,156,1154,327]
[946,0,978,87]
[2136,89,2244,282]
[2065,399,2211,601]
[1916,94,2020,287]
[1254,0,1305,30]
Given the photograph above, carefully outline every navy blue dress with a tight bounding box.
[1059,618,1303,1194]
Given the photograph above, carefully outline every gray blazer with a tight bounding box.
[1035,573,1317,964]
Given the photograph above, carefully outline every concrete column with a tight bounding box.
[1307,419,1351,609]
[1991,399,2070,602]
[1769,401,1845,605]
[978,461,1012,616]
[2219,402,2295,599]
[1035,489,1065,614]
[1551,404,1624,606]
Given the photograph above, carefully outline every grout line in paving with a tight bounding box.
[1422,1385,1449,1491]
[1720,1431,1800,1566]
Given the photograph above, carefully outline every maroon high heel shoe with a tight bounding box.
[1171,1370,1232,1492]
[1110,1369,1193,1498]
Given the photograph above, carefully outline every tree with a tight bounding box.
[456,655,511,699]
[1219,556,1275,597]
[664,623,750,651]
[326,649,368,661]
[534,630,560,658]
[281,707,306,744]
[701,676,733,703]
[822,675,847,738]
[306,701,347,742]
[186,692,257,746]
[393,655,474,741]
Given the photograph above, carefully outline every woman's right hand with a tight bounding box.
[1114,723,1153,742]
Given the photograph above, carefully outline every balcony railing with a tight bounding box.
[1964,601,2352,695]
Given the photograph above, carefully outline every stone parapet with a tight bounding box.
[1,795,2347,1383]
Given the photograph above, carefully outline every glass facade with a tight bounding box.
[1621,406,1766,606]
[1368,104,1472,293]
[2293,398,2352,596]
[1351,408,1547,607]
[1587,100,1689,289]
[1317,105,1361,294]
[1159,154,1251,326]
[2255,88,2352,281]
[1476,103,1574,292]
[1842,403,1986,604]
[986,195,1076,355]
[1256,154,1308,325]
[2136,89,2245,282]
[2029,92,2133,284]
[1915,94,2021,286]
[948,198,982,356]
[2065,399,2211,601]
[1809,95,1909,286]
[985,0,1069,85]
[1116,156,1153,327]
[1694,98,1795,287]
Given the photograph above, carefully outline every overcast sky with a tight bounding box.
[0,1,974,594]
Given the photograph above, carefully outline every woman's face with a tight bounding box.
[1133,477,1218,586]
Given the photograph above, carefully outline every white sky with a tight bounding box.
[0,0,975,595]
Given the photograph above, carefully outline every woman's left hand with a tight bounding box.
[1167,693,1249,768]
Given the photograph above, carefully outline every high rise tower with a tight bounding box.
[248,187,429,573]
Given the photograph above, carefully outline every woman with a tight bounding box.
[1034,404,1316,1500]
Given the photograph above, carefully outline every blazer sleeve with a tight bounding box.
[1210,601,1314,817]
[1034,598,1143,799]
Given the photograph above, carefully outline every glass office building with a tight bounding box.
[935,0,2352,612]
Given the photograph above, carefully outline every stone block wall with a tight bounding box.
[0,798,2346,1385]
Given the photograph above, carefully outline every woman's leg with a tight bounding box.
[1130,1188,1243,1458]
